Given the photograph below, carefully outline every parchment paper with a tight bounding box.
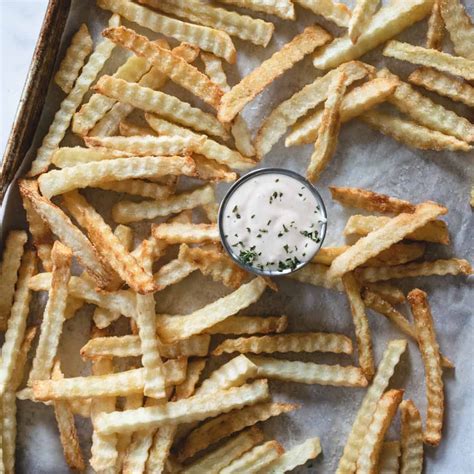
[1,0,473,472]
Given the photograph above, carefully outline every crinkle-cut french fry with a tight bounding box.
[221,440,284,474]
[213,332,353,356]
[54,24,93,94]
[294,0,351,27]
[96,380,269,435]
[19,180,115,289]
[155,278,268,343]
[113,185,215,224]
[94,76,228,139]
[330,186,416,214]
[288,262,343,291]
[379,68,474,142]
[152,222,220,244]
[0,231,27,330]
[0,251,36,394]
[80,334,210,360]
[180,402,297,462]
[193,155,239,183]
[32,360,186,401]
[336,339,407,474]
[400,400,424,474]
[140,0,274,47]
[96,178,172,200]
[286,76,398,147]
[205,315,288,335]
[365,282,405,305]
[39,155,195,198]
[91,41,199,138]
[265,437,322,473]
[257,61,369,158]
[84,134,204,156]
[72,55,151,135]
[378,441,401,474]
[313,0,433,70]
[179,244,247,289]
[201,51,230,92]
[328,202,448,281]
[408,289,444,446]
[249,356,368,387]
[52,146,132,168]
[409,67,474,107]
[217,0,295,20]
[119,120,156,137]
[426,0,444,50]
[383,40,474,80]
[307,71,346,182]
[174,359,207,400]
[154,258,198,289]
[51,360,85,471]
[219,26,331,123]
[349,0,380,44]
[440,0,474,60]
[97,0,236,62]
[356,390,404,474]
[29,273,136,318]
[343,272,374,381]
[28,243,71,384]
[62,191,157,294]
[362,109,471,152]
[357,258,472,282]
[28,14,120,176]
[203,202,219,223]
[103,27,223,108]
[182,427,264,474]
[344,214,450,244]
[145,114,254,170]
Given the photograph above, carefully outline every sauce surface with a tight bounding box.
[221,172,326,273]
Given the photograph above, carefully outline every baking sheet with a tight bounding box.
[1,0,473,472]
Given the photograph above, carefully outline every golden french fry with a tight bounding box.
[328,202,448,281]
[206,315,288,335]
[180,402,298,461]
[39,155,195,198]
[72,54,151,135]
[193,155,239,183]
[213,332,353,356]
[28,14,120,176]
[140,0,274,47]
[0,231,27,331]
[217,0,295,20]
[218,26,332,123]
[440,0,474,60]
[400,400,424,474]
[362,109,471,152]
[250,356,368,387]
[153,258,197,289]
[407,289,444,446]
[378,441,401,474]
[265,437,322,473]
[32,360,186,401]
[155,278,268,343]
[96,178,173,200]
[426,0,444,49]
[220,440,284,474]
[409,67,474,107]
[286,75,397,147]
[113,185,215,224]
[307,71,346,182]
[288,262,343,291]
[28,243,72,383]
[336,339,407,474]
[330,186,415,214]
[174,359,207,401]
[152,222,220,245]
[365,282,405,305]
[295,0,351,27]
[119,120,156,137]
[54,24,93,93]
[383,40,474,80]
[343,272,375,381]
[97,0,236,62]
[52,146,132,168]
[94,75,228,139]
[313,0,433,70]
[349,0,380,43]
[182,427,265,474]
[344,214,450,244]
[356,389,404,474]
[0,251,36,394]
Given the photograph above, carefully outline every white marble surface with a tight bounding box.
[0,0,49,159]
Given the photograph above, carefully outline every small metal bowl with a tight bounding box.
[218,168,328,276]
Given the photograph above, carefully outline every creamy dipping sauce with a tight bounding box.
[220,170,327,274]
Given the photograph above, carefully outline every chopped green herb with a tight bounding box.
[300,230,320,243]
[246,227,251,233]
[267,219,272,226]
[239,249,258,265]
[251,214,255,219]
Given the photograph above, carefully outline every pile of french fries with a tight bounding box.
[1,0,473,472]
